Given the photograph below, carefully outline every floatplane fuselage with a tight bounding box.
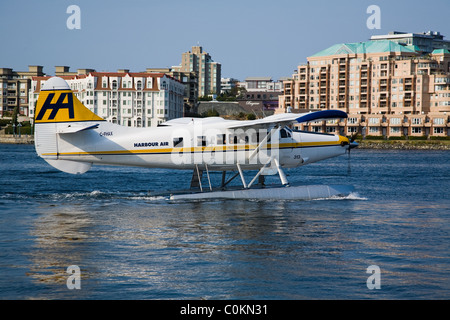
[34,77,357,195]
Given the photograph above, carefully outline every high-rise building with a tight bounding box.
[146,67,198,115]
[174,46,221,97]
[371,31,450,54]
[278,37,450,138]
[0,65,44,118]
[29,67,185,127]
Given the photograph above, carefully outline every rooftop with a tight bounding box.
[310,40,417,58]
[432,48,450,54]
[245,77,273,82]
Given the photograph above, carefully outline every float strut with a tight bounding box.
[274,158,289,186]
[236,163,247,189]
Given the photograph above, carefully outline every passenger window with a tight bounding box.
[229,134,238,144]
[197,136,206,147]
[217,134,226,145]
[173,137,183,147]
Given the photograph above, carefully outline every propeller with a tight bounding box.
[346,131,359,175]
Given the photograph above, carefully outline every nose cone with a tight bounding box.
[338,135,350,146]
[338,135,358,149]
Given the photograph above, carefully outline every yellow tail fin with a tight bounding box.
[35,77,104,123]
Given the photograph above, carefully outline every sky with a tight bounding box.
[1,0,449,81]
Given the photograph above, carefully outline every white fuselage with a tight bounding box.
[36,117,348,172]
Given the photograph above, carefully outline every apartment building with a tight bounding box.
[279,38,450,138]
[146,67,198,114]
[0,65,44,118]
[371,31,450,54]
[238,77,283,92]
[220,78,239,94]
[29,69,185,127]
[237,77,283,112]
[173,46,221,97]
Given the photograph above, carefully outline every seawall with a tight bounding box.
[357,139,450,150]
[0,134,34,144]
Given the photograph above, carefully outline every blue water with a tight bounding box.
[0,143,449,300]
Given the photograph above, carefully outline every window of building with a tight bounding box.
[390,118,401,125]
[433,118,444,125]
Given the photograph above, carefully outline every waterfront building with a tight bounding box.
[173,46,221,97]
[0,66,45,118]
[146,67,198,115]
[220,78,239,94]
[238,77,283,92]
[29,68,185,127]
[371,31,450,54]
[278,37,450,138]
[236,77,284,113]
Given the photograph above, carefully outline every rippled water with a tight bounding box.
[0,144,449,299]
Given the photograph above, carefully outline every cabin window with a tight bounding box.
[217,134,226,145]
[228,134,237,144]
[173,137,183,147]
[197,136,206,147]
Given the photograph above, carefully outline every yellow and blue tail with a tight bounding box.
[34,77,105,174]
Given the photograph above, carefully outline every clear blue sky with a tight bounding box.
[1,0,449,81]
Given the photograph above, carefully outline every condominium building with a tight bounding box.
[146,67,198,114]
[0,65,44,118]
[29,68,185,127]
[278,38,450,138]
[237,77,283,112]
[238,77,283,92]
[173,46,221,97]
[371,31,450,54]
[220,78,239,94]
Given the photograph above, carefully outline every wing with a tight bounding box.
[227,110,348,129]
[161,110,347,129]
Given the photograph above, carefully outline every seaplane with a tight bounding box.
[34,76,358,200]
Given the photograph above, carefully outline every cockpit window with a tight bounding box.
[280,128,291,139]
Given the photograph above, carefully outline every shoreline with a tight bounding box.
[0,135,34,145]
[357,139,450,150]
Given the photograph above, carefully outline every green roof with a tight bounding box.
[406,45,421,52]
[311,40,416,57]
[432,48,450,54]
